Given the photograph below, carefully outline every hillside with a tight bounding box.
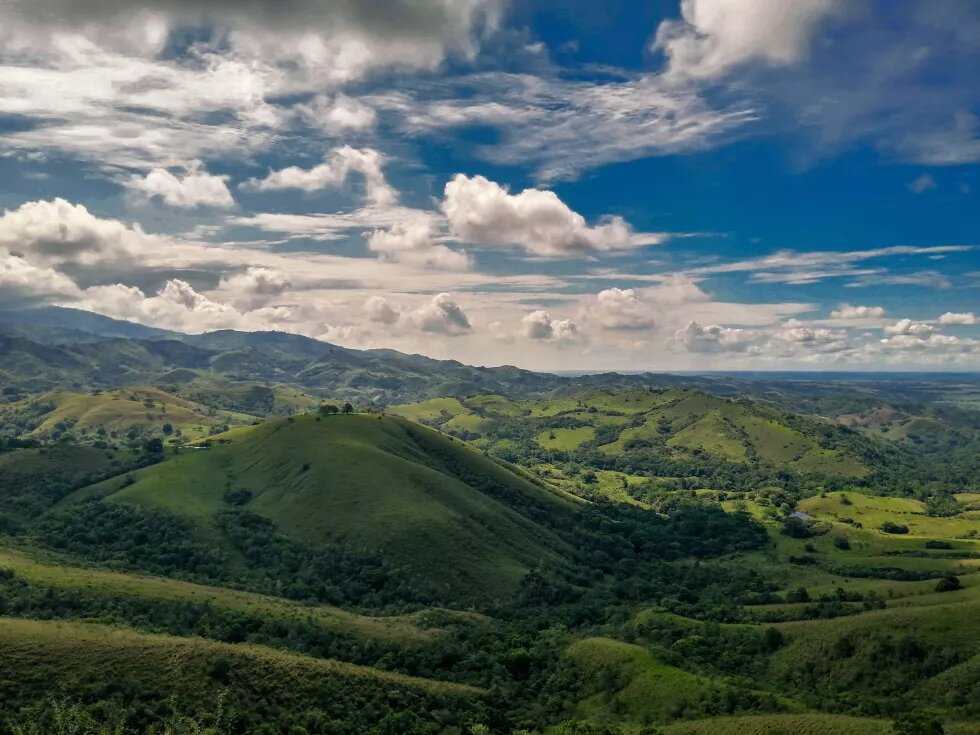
[0,386,256,444]
[391,388,876,479]
[0,309,568,404]
[0,617,483,733]
[65,414,577,601]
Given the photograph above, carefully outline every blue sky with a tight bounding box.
[0,0,977,370]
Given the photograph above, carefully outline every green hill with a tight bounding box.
[67,414,577,601]
[0,386,255,443]
[0,617,483,733]
[391,388,873,478]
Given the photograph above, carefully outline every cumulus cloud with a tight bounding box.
[242,146,395,206]
[830,304,887,319]
[938,311,977,325]
[584,288,655,330]
[126,162,235,208]
[520,310,583,344]
[879,333,979,354]
[674,321,756,353]
[0,253,81,306]
[366,218,470,271]
[405,292,471,335]
[75,279,250,334]
[442,174,660,256]
[0,198,153,266]
[297,94,376,132]
[217,266,291,309]
[364,295,400,325]
[653,0,845,80]
[884,318,935,338]
[776,324,849,353]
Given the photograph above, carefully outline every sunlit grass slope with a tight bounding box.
[75,414,576,599]
[0,386,251,441]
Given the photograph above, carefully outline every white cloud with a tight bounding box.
[442,174,661,256]
[895,112,980,166]
[405,292,471,335]
[938,311,977,325]
[674,320,757,353]
[776,323,849,353]
[583,288,656,331]
[653,0,845,80]
[364,295,400,325]
[830,304,886,319]
[297,94,376,133]
[216,266,291,309]
[394,73,755,181]
[0,198,154,266]
[879,333,979,354]
[366,218,470,271]
[127,162,235,208]
[520,310,583,344]
[242,146,395,206]
[884,318,935,338]
[0,253,81,306]
[908,174,937,194]
[75,279,250,334]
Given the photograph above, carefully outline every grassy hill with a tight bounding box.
[0,545,474,647]
[391,388,873,478]
[0,617,483,733]
[0,386,255,444]
[67,414,577,601]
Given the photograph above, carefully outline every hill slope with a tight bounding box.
[0,617,482,733]
[70,414,578,601]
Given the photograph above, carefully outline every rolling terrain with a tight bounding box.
[2,308,980,733]
[61,414,577,601]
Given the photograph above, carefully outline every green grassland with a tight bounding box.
[0,617,483,731]
[799,491,980,538]
[661,714,894,735]
[535,427,596,450]
[69,414,577,600]
[565,637,749,725]
[0,546,467,646]
[0,386,253,442]
[391,388,871,478]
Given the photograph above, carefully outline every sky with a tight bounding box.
[0,0,978,371]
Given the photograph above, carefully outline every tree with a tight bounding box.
[318,404,339,415]
[162,422,174,436]
[342,402,354,415]
[143,437,164,454]
[893,711,945,734]
[935,573,961,593]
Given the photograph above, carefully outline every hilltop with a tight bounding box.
[59,414,577,601]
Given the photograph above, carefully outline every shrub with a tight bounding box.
[935,573,962,593]
[881,521,909,535]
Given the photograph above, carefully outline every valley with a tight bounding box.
[1,312,979,734]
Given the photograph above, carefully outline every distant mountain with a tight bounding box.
[0,307,176,341]
[0,308,571,403]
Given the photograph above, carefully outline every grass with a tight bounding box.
[534,426,596,450]
[2,387,248,442]
[72,414,576,600]
[799,491,980,538]
[0,546,466,645]
[566,637,730,724]
[0,616,482,725]
[661,714,893,735]
[389,389,871,476]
